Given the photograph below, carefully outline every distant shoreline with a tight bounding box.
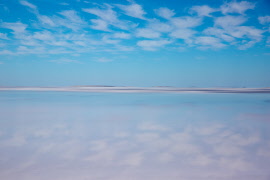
[0,86,270,93]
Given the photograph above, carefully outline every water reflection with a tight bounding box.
[0,92,270,180]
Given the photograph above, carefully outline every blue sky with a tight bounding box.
[0,0,270,87]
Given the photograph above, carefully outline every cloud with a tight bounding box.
[171,16,202,28]
[155,7,175,19]
[135,28,161,38]
[0,50,14,55]
[203,27,235,42]
[17,46,46,54]
[1,134,26,147]
[0,0,269,56]
[96,57,113,62]
[37,15,57,27]
[221,1,255,15]
[121,152,144,166]
[190,5,217,17]
[137,39,172,51]
[59,10,85,25]
[49,58,80,64]
[147,20,173,33]
[211,15,263,49]
[258,16,270,25]
[170,29,195,40]
[90,19,110,31]
[139,122,169,132]
[19,0,37,12]
[116,2,146,19]
[112,32,131,39]
[214,15,247,29]
[0,33,8,40]
[32,31,54,41]
[1,22,27,34]
[195,36,226,49]
[83,5,130,31]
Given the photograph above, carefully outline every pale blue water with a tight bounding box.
[0,91,270,180]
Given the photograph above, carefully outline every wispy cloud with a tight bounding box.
[155,7,175,19]
[0,0,269,56]
[195,36,226,49]
[135,28,161,38]
[137,39,172,51]
[49,58,81,64]
[220,1,255,15]
[116,2,146,20]
[0,33,8,40]
[190,5,217,17]
[1,22,27,34]
[96,57,113,62]
[19,0,38,13]
[258,16,270,25]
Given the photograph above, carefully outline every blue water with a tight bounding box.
[0,91,270,180]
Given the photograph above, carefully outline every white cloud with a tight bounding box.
[1,134,26,147]
[213,143,244,156]
[49,58,80,64]
[190,5,216,17]
[157,152,173,163]
[135,28,161,38]
[235,26,263,40]
[0,0,268,56]
[137,39,172,51]
[195,36,226,49]
[17,46,46,54]
[101,35,120,44]
[19,0,37,11]
[59,10,85,25]
[214,15,247,29]
[116,2,146,19]
[135,132,160,142]
[96,57,113,62]
[204,27,235,42]
[170,28,195,40]
[0,50,14,55]
[89,19,110,31]
[171,16,202,28]
[121,152,144,166]
[83,6,118,23]
[139,122,169,132]
[0,33,8,40]
[155,7,175,19]
[32,31,54,41]
[148,20,173,33]
[112,32,131,39]
[38,15,56,27]
[211,15,264,49]
[83,5,130,31]
[1,22,27,34]
[258,16,270,25]
[221,1,255,15]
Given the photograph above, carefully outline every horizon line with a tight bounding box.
[1,86,270,94]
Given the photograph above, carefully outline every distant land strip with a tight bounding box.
[1,86,270,93]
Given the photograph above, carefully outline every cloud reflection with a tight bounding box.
[0,93,270,180]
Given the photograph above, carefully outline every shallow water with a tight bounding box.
[0,91,270,180]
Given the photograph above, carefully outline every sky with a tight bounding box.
[0,0,270,87]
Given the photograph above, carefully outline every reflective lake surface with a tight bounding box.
[0,91,270,180]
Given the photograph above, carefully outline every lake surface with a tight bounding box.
[0,91,270,180]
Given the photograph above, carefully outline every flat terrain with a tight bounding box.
[1,86,270,93]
